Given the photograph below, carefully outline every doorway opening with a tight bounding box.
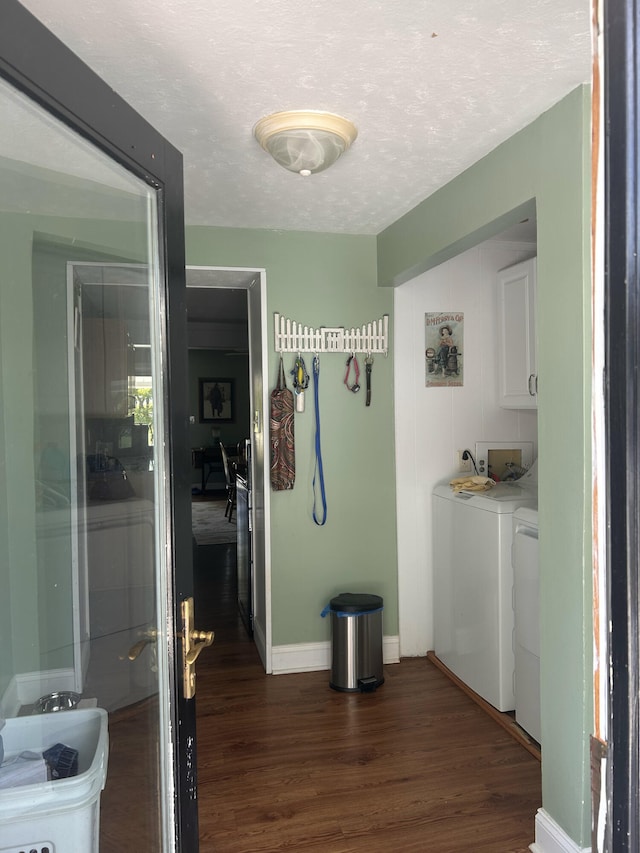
[186,266,271,672]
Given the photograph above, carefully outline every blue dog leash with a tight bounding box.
[312,355,327,525]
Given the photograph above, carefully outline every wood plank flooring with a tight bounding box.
[194,541,541,853]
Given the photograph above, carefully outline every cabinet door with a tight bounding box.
[83,317,130,416]
[497,257,537,409]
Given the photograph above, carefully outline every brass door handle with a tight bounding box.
[181,597,214,699]
[185,630,215,665]
[128,638,152,661]
[124,628,158,661]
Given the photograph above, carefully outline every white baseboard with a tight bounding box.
[271,641,330,674]
[383,635,401,664]
[0,668,76,718]
[271,635,400,676]
[530,809,591,853]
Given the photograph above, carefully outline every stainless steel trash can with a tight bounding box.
[325,593,384,692]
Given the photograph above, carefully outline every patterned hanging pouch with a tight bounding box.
[269,356,295,490]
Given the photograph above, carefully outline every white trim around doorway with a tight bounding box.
[186,265,272,673]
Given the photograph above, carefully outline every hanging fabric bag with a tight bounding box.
[270,356,295,490]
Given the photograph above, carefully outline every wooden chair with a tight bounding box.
[219,442,236,522]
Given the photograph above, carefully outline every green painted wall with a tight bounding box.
[377,86,592,847]
[185,229,398,644]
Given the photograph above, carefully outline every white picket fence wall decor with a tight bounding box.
[274,312,389,355]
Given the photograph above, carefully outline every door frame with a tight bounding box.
[186,265,272,672]
[0,2,196,848]
[603,0,640,848]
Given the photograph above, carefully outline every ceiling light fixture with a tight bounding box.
[253,110,358,177]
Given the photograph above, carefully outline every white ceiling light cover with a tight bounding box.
[254,110,358,176]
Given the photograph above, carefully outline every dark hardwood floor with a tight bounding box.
[193,540,542,853]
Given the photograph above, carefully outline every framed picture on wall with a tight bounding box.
[199,378,234,423]
[425,312,464,387]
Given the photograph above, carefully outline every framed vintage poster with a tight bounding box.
[199,378,234,423]
[425,312,464,387]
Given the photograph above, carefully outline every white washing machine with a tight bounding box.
[432,463,537,712]
[512,505,541,743]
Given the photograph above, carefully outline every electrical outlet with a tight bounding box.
[456,450,472,473]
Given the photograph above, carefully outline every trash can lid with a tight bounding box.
[329,593,383,613]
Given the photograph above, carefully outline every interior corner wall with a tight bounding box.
[378,85,593,848]
[184,227,397,646]
[394,240,538,659]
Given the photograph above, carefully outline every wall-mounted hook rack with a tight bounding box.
[274,312,389,355]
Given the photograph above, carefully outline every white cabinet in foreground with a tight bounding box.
[497,257,537,409]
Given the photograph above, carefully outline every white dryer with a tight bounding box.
[512,506,541,743]
[432,463,537,712]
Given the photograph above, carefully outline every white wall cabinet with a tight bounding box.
[82,317,130,417]
[497,257,537,409]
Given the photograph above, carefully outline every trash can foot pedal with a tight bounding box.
[358,676,379,692]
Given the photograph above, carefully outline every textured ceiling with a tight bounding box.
[19,0,592,236]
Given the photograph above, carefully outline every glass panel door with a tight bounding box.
[0,72,174,850]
